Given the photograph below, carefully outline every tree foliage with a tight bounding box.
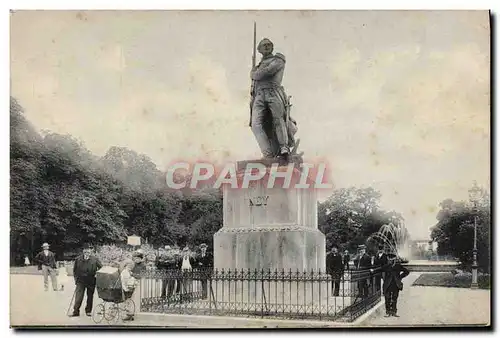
[318,187,405,253]
[430,186,491,272]
[10,97,222,264]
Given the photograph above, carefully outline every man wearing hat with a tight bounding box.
[326,246,344,296]
[353,244,372,298]
[34,242,58,291]
[156,245,178,299]
[342,250,351,271]
[70,245,102,317]
[195,243,213,299]
[382,254,409,317]
[373,245,389,292]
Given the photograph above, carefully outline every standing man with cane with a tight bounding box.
[69,245,102,317]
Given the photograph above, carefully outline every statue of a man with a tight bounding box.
[249,38,298,160]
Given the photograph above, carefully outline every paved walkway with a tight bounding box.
[9,274,342,328]
[10,274,109,327]
[362,273,491,327]
[10,273,490,328]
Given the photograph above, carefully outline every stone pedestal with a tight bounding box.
[214,159,326,272]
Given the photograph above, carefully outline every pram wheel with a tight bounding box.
[104,302,120,324]
[123,299,135,318]
[91,303,105,324]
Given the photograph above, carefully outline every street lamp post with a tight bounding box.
[469,181,481,290]
[471,214,478,289]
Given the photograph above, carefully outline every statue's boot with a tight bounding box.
[277,146,290,163]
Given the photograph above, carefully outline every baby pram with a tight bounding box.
[91,266,136,324]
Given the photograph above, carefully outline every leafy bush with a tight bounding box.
[96,245,133,267]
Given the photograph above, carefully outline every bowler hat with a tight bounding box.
[82,243,94,250]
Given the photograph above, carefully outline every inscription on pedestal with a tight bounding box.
[249,195,269,207]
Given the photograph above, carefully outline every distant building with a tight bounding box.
[411,239,436,251]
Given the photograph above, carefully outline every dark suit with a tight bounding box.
[353,253,372,298]
[156,257,177,299]
[195,252,213,299]
[374,253,388,269]
[343,254,350,270]
[326,252,344,296]
[382,262,409,315]
[373,253,388,293]
[72,255,102,315]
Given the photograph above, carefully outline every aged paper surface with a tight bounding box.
[10,10,490,328]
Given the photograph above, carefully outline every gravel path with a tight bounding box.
[362,273,491,327]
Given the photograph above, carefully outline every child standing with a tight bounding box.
[120,260,138,321]
[58,261,68,291]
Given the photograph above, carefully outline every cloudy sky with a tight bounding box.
[10,10,490,238]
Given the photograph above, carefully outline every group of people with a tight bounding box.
[155,243,213,300]
[33,241,213,317]
[33,242,146,320]
[326,244,409,317]
[34,240,408,319]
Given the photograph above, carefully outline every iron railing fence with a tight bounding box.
[138,268,382,322]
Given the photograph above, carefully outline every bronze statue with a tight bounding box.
[249,26,301,161]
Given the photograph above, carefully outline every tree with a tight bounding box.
[10,98,131,260]
[183,190,223,248]
[318,187,401,253]
[430,184,491,272]
[10,97,46,262]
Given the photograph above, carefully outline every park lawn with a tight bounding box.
[413,273,490,290]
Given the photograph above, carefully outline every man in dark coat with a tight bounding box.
[343,250,350,271]
[70,245,102,317]
[373,246,389,268]
[353,245,372,298]
[156,245,178,299]
[326,246,344,296]
[382,254,410,317]
[195,243,213,299]
[34,242,58,291]
[373,246,389,293]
